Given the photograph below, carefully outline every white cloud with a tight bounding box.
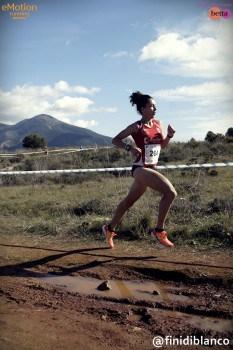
[154,81,233,106]
[54,80,70,93]
[73,119,98,128]
[54,80,100,95]
[9,81,100,99]
[73,86,100,94]
[153,80,233,141]
[161,106,232,141]
[139,20,233,78]
[188,114,233,140]
[92,106,118,113]
[104,51,134,59]
[58,116,98,128]
[0,81,111,126]
[52,96,94,116]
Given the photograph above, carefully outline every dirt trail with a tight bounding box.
[0,234,232,350]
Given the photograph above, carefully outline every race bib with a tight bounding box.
[144,144,161,165]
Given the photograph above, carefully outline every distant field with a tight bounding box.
[0,139,233,172]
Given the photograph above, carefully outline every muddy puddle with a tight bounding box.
[41,274,188,303]
[41,274,232,333]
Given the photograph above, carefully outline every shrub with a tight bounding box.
[225,127,233,138]
[207,198,233,213]
[194,223,226,239]
[22,134,47,149]
[205,131,217,143]
[72,199,112,216]
[208,169,218,176]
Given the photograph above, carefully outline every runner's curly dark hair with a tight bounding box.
[129,91,153,115]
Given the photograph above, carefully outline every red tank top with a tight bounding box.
[131,119,163,166]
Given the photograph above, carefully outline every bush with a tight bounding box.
[194,223,227,239]
[109,149,122,162]
[72,198,112,216]
[205,131,217,143]
[225,127,233,138]
[207,198,233,213]
[22,134,47,149]
[208,169,218,176]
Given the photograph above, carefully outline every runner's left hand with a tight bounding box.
[167,124,175,138]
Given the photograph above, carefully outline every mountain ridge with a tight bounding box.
[0,114,112,150]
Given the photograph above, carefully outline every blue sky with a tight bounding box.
[0,0,232,140]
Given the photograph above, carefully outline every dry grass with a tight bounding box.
[1,139,232,172]
[1,167,232,248]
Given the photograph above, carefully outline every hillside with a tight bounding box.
[0,114,112,150]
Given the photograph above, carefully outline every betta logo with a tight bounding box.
[208,6,232,19]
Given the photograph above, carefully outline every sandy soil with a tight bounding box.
[0,234,232,350]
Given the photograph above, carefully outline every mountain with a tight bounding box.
[0,114,112,151]
[0,123,8,131]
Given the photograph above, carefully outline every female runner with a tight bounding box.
[103,91,177,248]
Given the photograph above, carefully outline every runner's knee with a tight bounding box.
[167,187,177,200]
[163,186,177,200]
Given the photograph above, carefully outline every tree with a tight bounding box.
[225,127,233,143]
[187,137,199,148]
[205,131,217,143]
[22,134,47,149]
[226,127,233,138]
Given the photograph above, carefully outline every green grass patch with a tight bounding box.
[0,168,232,247]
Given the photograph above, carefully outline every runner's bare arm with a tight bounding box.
[112,123,141,157]
[112,123,137,148]
[161,123,175,148]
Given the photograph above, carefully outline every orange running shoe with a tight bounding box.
[102,225,117,249]
[151,229,174,248]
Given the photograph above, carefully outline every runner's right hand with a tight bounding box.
[130,147,142,158]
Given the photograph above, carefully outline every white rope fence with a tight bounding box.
[0,162,232,175]
[0,146,110,158]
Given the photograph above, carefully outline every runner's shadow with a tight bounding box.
[0,243,110,254]
[0,243,157,277]
[0,246,112,277]
[53,255,157,275]
[55,259,114,275]
[0,243,231,281]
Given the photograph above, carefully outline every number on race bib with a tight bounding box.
[144,144,161,165]
[150,149,159,157]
